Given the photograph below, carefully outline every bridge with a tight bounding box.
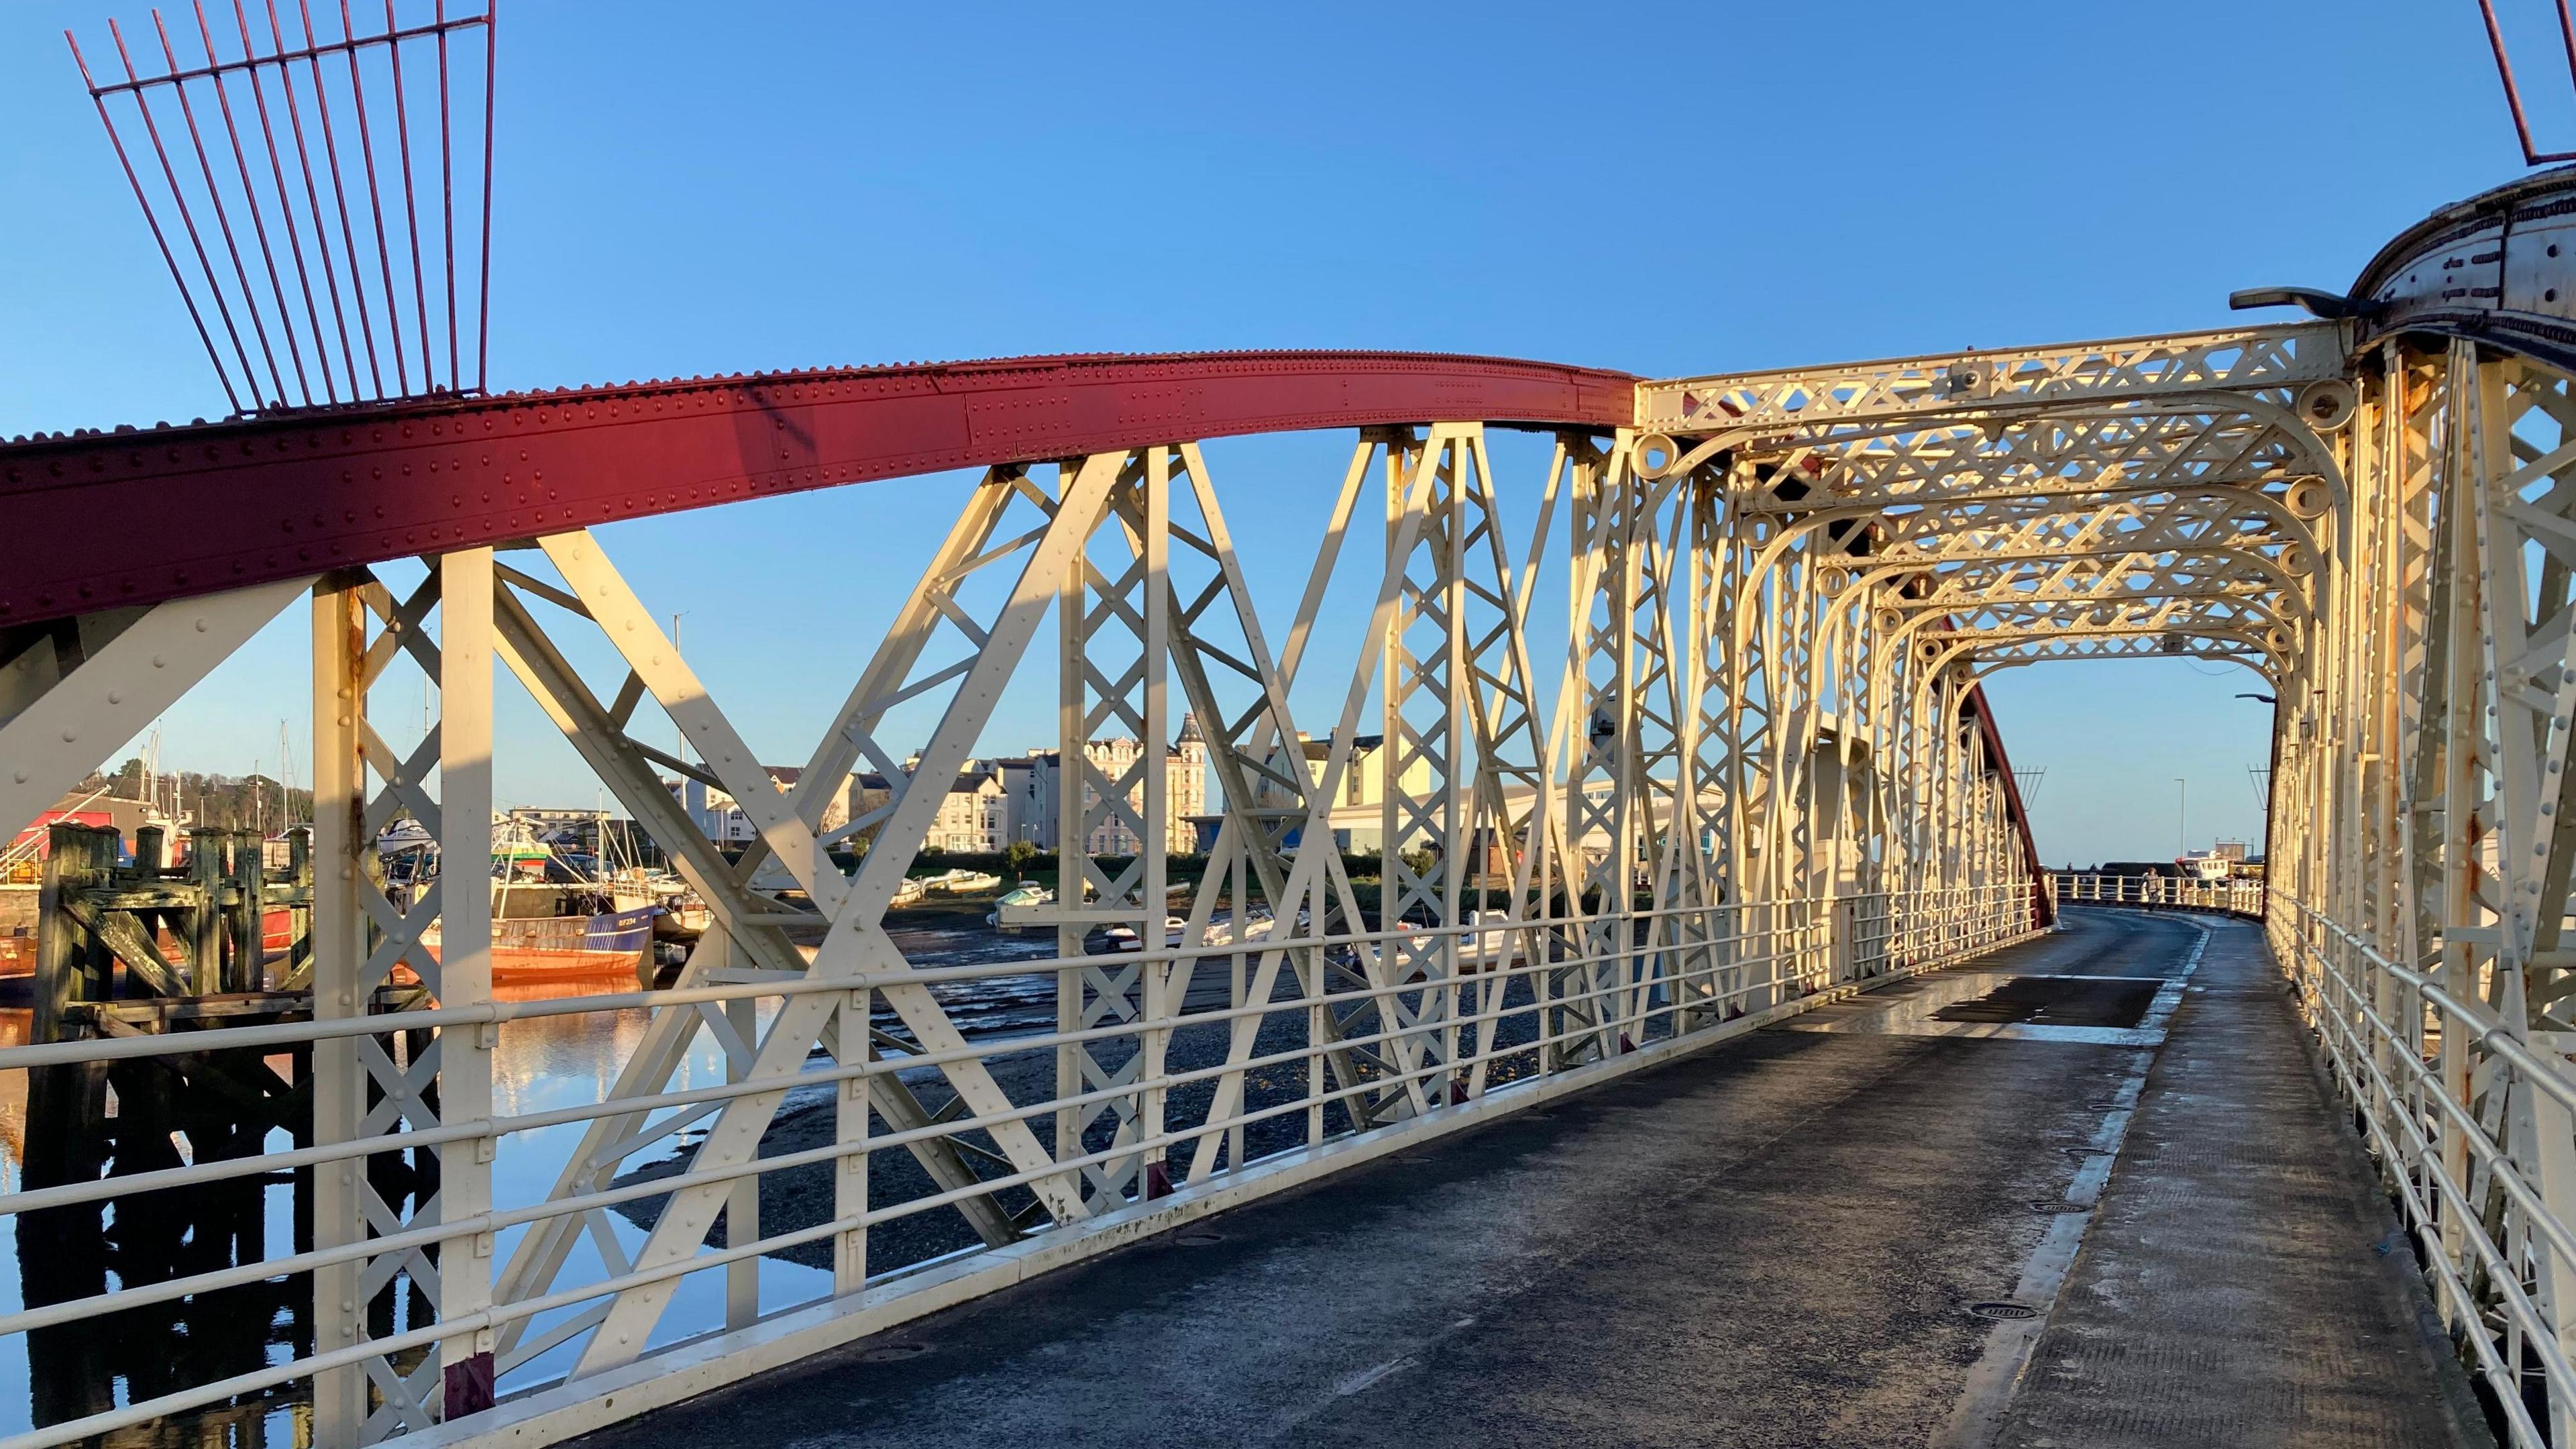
[0,5,2567,1448]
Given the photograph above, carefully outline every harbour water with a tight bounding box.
[0,907,1081,1446]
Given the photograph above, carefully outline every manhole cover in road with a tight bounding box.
[857,1343,932,1362]
[1172,1230,1224,1246]
[1966,1301,2041,1321]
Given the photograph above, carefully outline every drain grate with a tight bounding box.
[857,1342,931,1363]
[1966,1301,2041,1321]
[1172,1230,1223,1246]
[2029,1199,2066,1214]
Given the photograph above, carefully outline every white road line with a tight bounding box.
[1935,912,2213,1448]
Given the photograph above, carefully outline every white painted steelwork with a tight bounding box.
[0,224,2438,1449]
[0,407,2061,1448]
[2262,324,2576,1449]
[0,889,2037,1447]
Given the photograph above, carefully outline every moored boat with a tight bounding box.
[389,811,665,982]
[419,903,661,981]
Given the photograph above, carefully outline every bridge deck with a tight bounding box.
[568,910,2482,1449]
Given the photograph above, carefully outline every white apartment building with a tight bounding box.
[851,763,1012,855]
[668,765,852,845]
[1016,714,1209,857]
[667,723,1210,860]
[926,769,1008,853]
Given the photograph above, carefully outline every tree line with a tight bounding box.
[78,758,314,833]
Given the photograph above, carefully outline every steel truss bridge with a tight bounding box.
[6,15,2576,1447]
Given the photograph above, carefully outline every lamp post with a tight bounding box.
[2176,777,2187,856]
[671,612,688,763]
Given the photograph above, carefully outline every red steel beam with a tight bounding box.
[0,349,1633,626]
[1965,682,2055,929]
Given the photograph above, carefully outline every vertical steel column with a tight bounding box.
[1380,426,1470,1105]
[1053,449,1167,1203]
[2468,353,2576,1437]
[724,968,759,1328]
[1679,464,1741,1020]
[834,984,871,1295]
[1132,453,1174,1194]
[435,546,496,1421]
[1563,433,1649,1059]
[310,578,367,1447]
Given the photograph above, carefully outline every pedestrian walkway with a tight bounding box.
[1988,913,2487,1448]
[568,909,2483,1449]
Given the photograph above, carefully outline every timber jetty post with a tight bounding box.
[17,819,435,1426]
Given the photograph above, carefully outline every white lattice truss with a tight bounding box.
[36,318,2576,1448]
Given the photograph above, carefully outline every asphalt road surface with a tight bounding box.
[567,908,2484,1449]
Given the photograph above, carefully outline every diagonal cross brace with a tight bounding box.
[566,455,1124,1378]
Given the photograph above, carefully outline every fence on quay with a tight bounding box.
[2047,872,2267,918]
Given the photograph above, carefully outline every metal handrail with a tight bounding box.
[0,877,2039,1449]
[2270,890,2576,1448]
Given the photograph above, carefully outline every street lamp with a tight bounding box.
[671,612,688,763]
[2176,777,2187,856]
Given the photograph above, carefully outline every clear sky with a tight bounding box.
[0,0,2551,865]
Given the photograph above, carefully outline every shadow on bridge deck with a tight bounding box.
[567,909,2484,1449]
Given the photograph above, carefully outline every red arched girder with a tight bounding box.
[0,350,1633,626]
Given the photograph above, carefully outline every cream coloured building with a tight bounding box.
[1016,714,1209,857]
[670,765,853,845]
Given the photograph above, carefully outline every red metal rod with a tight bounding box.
[2557,0,2576,118]
[105,17,264,405]
[383,0,434,391]
[231,0,337,405]
[150,7,289,407]
[2481,0,2542,163]
[80,12,486,97]
[2479,0,2576,165]
[192,0,313,406]
[264,0,360,400]
[476,0,494,392]
[437,0,458,393]
[298,0,383,396]
[339,0,409,394]
[65,30,244,415]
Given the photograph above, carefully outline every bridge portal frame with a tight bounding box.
[0,320,2402,1449]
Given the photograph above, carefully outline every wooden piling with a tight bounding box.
[189,827,224,998]
[223,831,260,992]
[25,824,115,1193]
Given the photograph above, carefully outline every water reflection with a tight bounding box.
[0,910,1068,1444]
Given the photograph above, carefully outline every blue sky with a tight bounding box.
[0,0,2548,865]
